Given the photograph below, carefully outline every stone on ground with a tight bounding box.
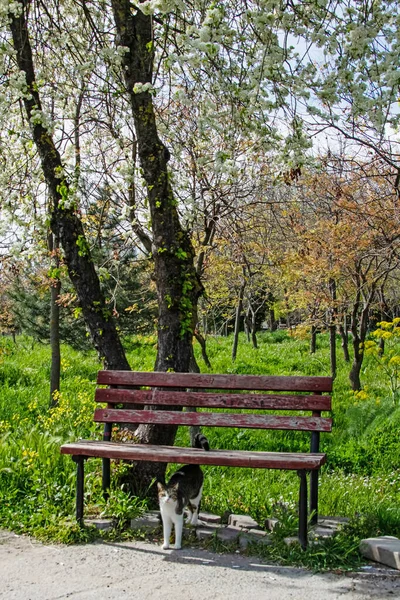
[360,536,400,571]
[228,514,260,530]
[199,512,222,524]
[83,518,114,531]
[239,533,273,550]
[130,511,161,532]
[318,516,349,529]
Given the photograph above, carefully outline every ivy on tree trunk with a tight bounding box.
[111,1,203,375]
[110,1,204,490]
[9,2,130,371]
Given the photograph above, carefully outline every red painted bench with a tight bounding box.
[60,370,333,548]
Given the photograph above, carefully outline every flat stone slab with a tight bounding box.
[228,514,260,530]
[265,518,279,531]
[248,528,269,538]
[196,528,218,541]
[196,526,240,544]
[199,512,222,524]
[196,520,222,530]
[83,518,114,531]
[284,536,300,546]
[309,526,337,539]
[218,527,242,543]
[360,536,400,571]
[130,512,161,532]
[318,516,349,529]
[239,533,273,550]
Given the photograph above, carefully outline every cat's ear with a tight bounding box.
[157,481,165,492]
[171,482,179,490]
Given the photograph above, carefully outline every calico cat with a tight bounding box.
[157,433,209,550]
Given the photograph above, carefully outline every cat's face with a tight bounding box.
[157,481,178,505]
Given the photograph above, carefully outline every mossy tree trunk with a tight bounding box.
[111,2,202,374]
[111,1,204,490]
[9,3,130,372]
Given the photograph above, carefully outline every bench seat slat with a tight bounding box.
[60,440,326,470]
[94,408,332,432]
[97,370,333,393]
[95,388,331,411]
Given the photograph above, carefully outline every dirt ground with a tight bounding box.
[1,529,400,600]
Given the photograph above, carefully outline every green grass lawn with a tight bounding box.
[1,330,400,568]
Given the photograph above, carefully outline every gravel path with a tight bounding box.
[1,529,400,600]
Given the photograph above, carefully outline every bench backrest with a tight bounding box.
[94,371,332,434]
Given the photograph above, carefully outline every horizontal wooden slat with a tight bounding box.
[94,408,332,432]
[60,440,326,470]
[97,370,333,393]
[95,388,331,411]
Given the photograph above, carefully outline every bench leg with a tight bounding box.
[72,456,85,526]
[310,430,320,526]
[297,470,308,550]
[310,470,319,526]
[102,458,111,501]
[102,422,112,501]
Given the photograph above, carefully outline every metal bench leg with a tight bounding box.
[297,470,308,550]
[102,458,111,501]
[102,422,112,501]
[72,456,85,526]
[310,430,320,526]
[310,470,319,526]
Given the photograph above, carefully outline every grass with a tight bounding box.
[1,330,400,571]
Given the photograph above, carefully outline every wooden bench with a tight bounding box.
[60,370,333,549]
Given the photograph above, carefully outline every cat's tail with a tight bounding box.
[194,432,210,451]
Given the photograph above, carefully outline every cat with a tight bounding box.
[157,433,209,550]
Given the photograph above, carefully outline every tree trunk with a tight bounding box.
[310,325,317,354]
[349,287,373,391]
[251,311,258,349]
[48,232,61,407]
[111,1,204,491]
[194,331,212,369]
[329,278,337,380]
[329,324,337,381]
[349,351,363,391]
[269,308,278,331]
[232,282,246,361]
[9,3,130,372]
[339,320,350,362]
[284,288,291,328]
[111,1,202,375]
[202,312,208,336]
[244,308,251,342]
[267,292,277,331]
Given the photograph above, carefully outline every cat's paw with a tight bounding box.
[162,543,170,550]
[172,543,182,550]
